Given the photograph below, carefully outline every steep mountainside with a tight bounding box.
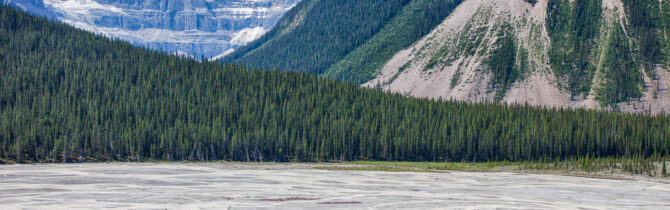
[221,0,461,76]
[2,0,299,59]
[366,0,670,113]
[323,0,463,83]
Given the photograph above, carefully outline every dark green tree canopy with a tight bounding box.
[1,6,669,164]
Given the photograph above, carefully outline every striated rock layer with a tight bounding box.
[2,0,300,59]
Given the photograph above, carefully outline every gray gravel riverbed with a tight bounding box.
[0,163,668,209]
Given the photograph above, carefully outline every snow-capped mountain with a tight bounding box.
[2,0,300,59]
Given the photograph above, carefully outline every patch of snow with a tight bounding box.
[230,27,267,46]
[209,49,236,61]
[173,50,193,58]
[213,7,271,14]
[43,0,125,16]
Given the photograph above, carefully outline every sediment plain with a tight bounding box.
[1,163,669,209]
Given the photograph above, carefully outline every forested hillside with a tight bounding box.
[220,0,412,74]
[1,6,670,164]
[546,0,665,105]
[220,0,461,82]
[322,0,463,84]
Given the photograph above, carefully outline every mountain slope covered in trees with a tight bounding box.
[1,6,670,163]
[220,0,461,78]
[224,0,670,114]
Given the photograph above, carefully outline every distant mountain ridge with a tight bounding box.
[225,0,670,114]
[2,0,300,59]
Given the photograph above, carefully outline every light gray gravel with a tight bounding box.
[0,163,669,209]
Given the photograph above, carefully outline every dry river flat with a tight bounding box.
[0,163,669,209]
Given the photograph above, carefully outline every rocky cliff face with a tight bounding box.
[364,0,670,114]
[2,0,300,59]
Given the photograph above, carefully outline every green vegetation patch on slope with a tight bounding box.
[2,6,670,164]
[621,0,666,72]
[546,0,602,98]
[421,4,494,79]
[427,6,493,75]
[388,61,412,85]
[220,0,412,75]
[484,24,525,101]
[596,24,644,105]
[548,0,668,105]
[323,0,462,84]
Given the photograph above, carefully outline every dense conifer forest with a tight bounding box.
[220,0,412,75]
[220,0,461,84]
[1,6,670,163]
[621,0,666,70]
[546,0,603,98]
[323,0,463,84]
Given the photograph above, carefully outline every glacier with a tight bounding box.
[2,0,300,59]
